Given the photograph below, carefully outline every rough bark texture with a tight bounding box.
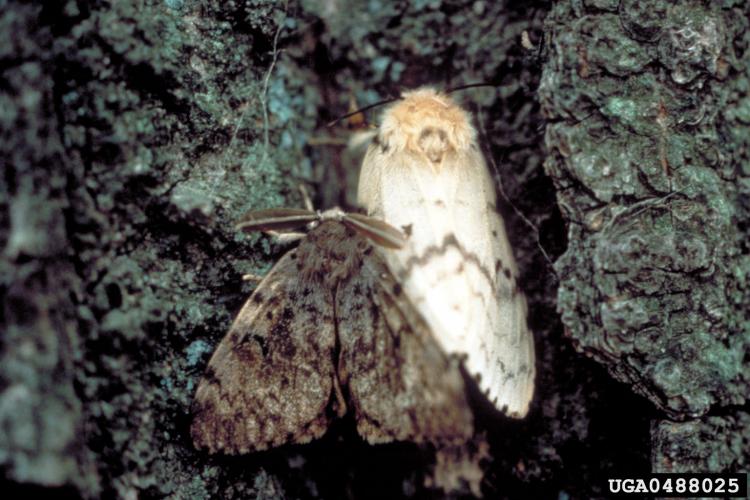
[0,0,746,499]
[540,0,749,476]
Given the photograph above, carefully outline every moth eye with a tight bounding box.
[418,127,448,142]
[419,127,433,140]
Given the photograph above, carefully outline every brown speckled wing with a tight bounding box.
[190,249,338,454]
[336,249,473,446]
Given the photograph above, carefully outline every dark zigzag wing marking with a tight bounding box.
[337,250,473,446]
[190,250,337,454]
[398,233,506,297]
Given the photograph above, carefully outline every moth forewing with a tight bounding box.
[191,209,472,455]
[356,87,536,418]
[190,246,338,454]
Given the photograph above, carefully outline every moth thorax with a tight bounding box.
[297,222,369,286]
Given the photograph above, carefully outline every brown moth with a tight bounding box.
[190,207,473,454]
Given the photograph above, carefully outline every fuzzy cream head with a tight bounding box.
[377,88,477,166]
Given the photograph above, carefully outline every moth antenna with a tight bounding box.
[328,83,503,129]
[444,81,501,94]
[342,213,406,249]
[326,95,401,128]
[235,208,317,233]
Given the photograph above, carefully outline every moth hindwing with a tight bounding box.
[356,87,536,418]
[190,210,471,454]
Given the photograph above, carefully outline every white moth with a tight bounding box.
[356,87,535,418]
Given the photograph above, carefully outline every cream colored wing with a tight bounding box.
[451,146,535,418]
[357,88,535,417]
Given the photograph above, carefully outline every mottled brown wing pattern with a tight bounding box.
[192,216,474,455]
[336,250,474,446]
[190,249,338,454]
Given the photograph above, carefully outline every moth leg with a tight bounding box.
[266,230,306,245]
[242,273,264,282]
[298,183,315,212]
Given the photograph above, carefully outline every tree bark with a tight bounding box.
[540,0,749,476]
[0,0,747,498]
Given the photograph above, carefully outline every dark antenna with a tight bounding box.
[445,82,499,94]
[326,82,499,128]
[325,95,400,128]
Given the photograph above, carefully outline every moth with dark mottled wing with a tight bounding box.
[190,208,473,454]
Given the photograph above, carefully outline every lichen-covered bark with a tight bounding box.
[2,0,747,498]
[540,0,749,475]
[0,3,93,495]
[3,1,304,497]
